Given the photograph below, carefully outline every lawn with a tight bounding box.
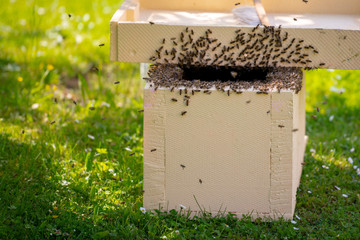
[0,0,360,239]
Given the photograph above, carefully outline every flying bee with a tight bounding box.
[138,109,144,113]
[293,18,297,21]
[171,98,178,102]
[235,2,240,5]
[68,13,72,18]
[73,100,77,105]
[129,153,135,156]
[50,120,56,125]
[99,43,105,47]
[181,111,187,116]
[114,81,120,84]
[319,62,325,66]
[278,125,285,128]
[246,100,251,103]
[89,107,95,110]
[180,164,186,169]
[151,148,157,152]
[22,130,25,134]
[267,110,270,114]
[292,129,299,132]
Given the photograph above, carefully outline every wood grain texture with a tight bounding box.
[112,23,360,69]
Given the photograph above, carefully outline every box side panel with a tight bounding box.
[163,90,271,215]
[143,88,167,209]
[115,23,360,69]
[270,91,294,219]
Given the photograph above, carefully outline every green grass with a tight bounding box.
[1,0,360,239]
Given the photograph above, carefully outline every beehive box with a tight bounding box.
[110,0,360,220]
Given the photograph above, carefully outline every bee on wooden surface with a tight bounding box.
[185,27,189,32]
[199,179,202,184]
[173,41,178,46]
[151,148,157,152]
[170,87,175,92]
[180,164,186,169]
[138,109,144,113]
[319,62,325,66]
[179,89,182,95]
[293,18,297,21]
[99,43,105,47]
[235,2,240,5]
[303,0,308,3]
[313,50,319,54]
[292,129,299,132]
[181,111,187,116]
[162,38,165,44]
[185,99,189,106]
[246,100,251,103]
[171,98,178,102]
[149,21,155,25]
[267,110,270,114]
[278,125,285,128]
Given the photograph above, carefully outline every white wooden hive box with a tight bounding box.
[110,0,360,220]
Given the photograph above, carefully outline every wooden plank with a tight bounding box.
[112,22,360,70]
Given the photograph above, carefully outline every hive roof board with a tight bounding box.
[110,0,360,70]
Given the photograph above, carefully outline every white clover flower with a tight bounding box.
[179,204,186,210]
[348,157,353,165]
[334,186,341,191]
[350,148,355,152]
[329,115,334,121]
[354,165,358,170]
[291,220,297,224]
[293,227,299,230]
[295,215,301,220]
[160,236,167,239]
[342,194,348,198]
[225,224,229,228]
[175,230,180,234]
[356,168,360,175]
[307,190,312,194]
[310,148,316,153]
[322,165,329,169]
[140,207,146,213]
[87,134,95,140]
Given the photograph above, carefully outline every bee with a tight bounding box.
[235,2,240,5]
[151,148,157,152]
[54,98,58,103]
[316,107,319,112]
[208,29,212,34]
[129,153,135,156]
[199,179,202,184]
[171,98,178,102]
[299,40,304,43]
[73,100,77,105]
[149,21,155,25]
[246,100,251,103]
[303,0,308,3]
[267,110,270,114]
[179,89,182,95]
[173,41,177,46]
[114,81,120,84]
[162,38,165,44]
[68,13,72,18]
[138,109,144,113]
[181,111,187,116]
[227,90,230,96]
[50,120,56,125]
[185,99,189,106]
[22,130,25,134]
[319,62,325,66]
[313,50,319,54]
[99,43,105,47]
[180,164,186,169]
[293,18,297,21]
[278,125,285,128]
[89,107,95,110]
[185,27,189,32]
[292,129,299,132]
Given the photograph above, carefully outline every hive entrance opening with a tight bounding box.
[181,66,270,82]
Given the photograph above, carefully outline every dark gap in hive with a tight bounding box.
[181,65,270,82]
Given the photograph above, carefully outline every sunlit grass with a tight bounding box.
[1,0,360,239]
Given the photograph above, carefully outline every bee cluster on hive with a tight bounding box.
[145,24,324,94]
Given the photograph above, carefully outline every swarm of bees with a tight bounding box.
[145,25,323,94]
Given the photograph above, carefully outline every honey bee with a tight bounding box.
[171,98,178,102]
[246,100,251,103]
[99,43,105,47]
[89,107,95,110]
[50,120,56,125]
[73,100,77,105]
[129,153,135,156]
[151,148,157,152]
[149,21,155,25]
[114,81,120,84]
[181,111,187,116]
[180,164,186,169]
[199,179,202,184]
[278,125,285,128]
[22,130,25,134]
[292,129,299,132]
[138,110,144,113]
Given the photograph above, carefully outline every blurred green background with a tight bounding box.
[0,0,359,239]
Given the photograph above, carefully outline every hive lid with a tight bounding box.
[110,0,360,69]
